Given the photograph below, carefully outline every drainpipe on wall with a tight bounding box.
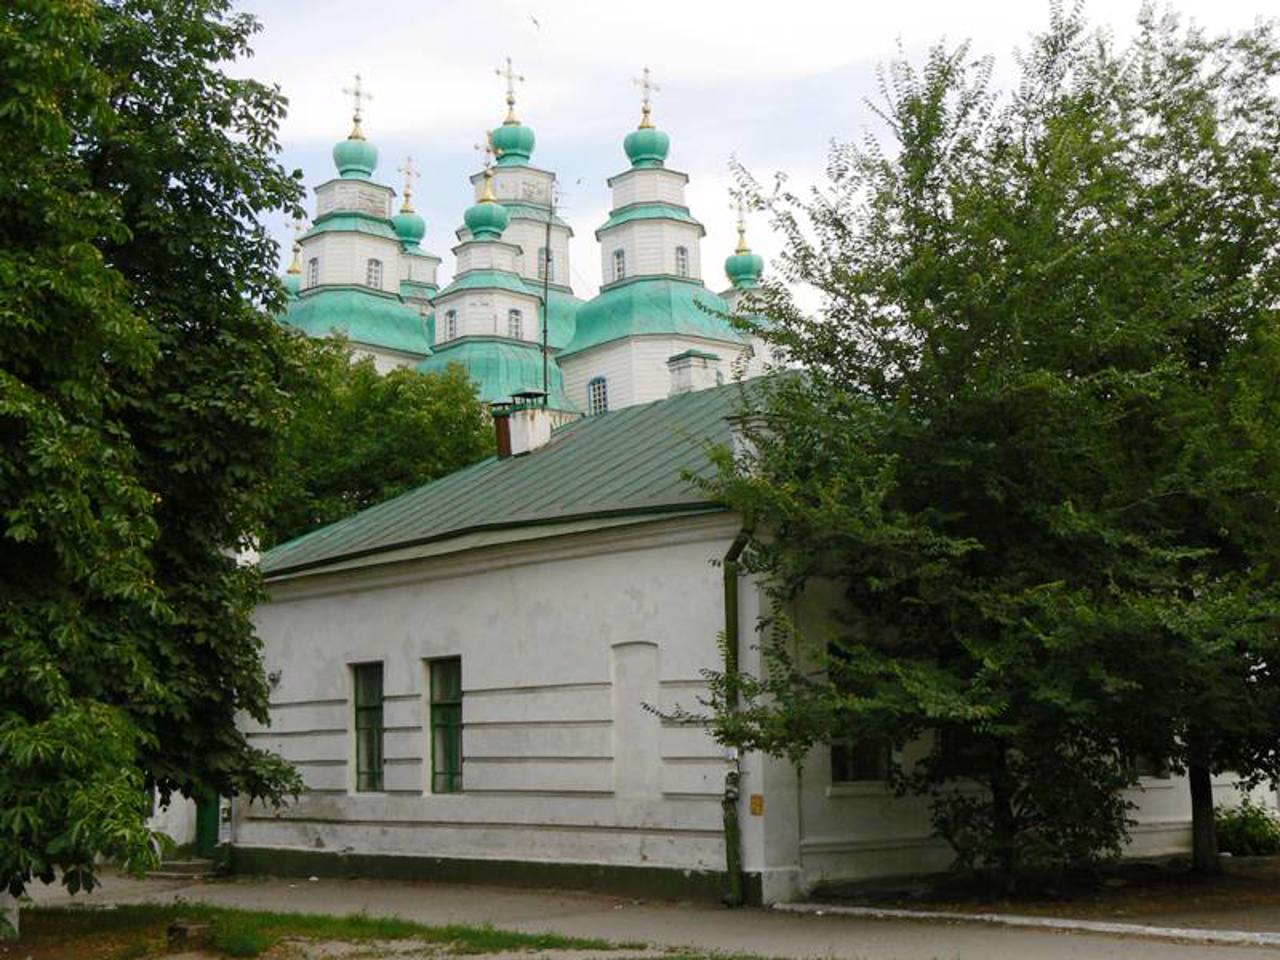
[721,527,752,908]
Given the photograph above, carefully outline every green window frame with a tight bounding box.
[831,737,892,783]
[429,657,463,793]
[352,662,384,792]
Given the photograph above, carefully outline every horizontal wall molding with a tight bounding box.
[243,814,720,838]
[247,728,346,739]
[465,681,610,698]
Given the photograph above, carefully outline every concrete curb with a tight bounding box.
[773,901,1280,948]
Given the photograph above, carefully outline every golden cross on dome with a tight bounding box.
[632,66,661,129]
[730,198,750,253]
[286,216,307,273]
[474,134,497,201]
[342,73,373,139]
[495,56,524,124]
[397,155,420,211]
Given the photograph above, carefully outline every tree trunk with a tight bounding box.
[0,892,17,939]
[990,744,1019,892]
[1189,760,1220,874]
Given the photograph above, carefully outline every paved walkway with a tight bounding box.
[30,872,1280,960]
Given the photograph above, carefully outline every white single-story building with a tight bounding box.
[234,380,1273,904]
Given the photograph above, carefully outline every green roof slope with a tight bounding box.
[559,277,743,357]
[262,380,758,577]
[281,287,433,356]
[417,336,577,410]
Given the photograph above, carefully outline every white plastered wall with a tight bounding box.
[432,289,543,345]
[239,515,740,873]
[302,233,403,292]
[454,241,520,275]
[315,179,394,219]
[559,335,752,412]
[609,168,689,208]
[598,221,704,282]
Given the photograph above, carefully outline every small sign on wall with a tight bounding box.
[749,793,764,816]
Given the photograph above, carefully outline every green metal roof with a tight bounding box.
[520,282,581,350]
[416,336,577,410]
[262,380,758,578]
[301,212,400,243]
[558,277,743,357]
[436,269,535,299]
[501,202,573,232]
[596,203,704,237]
[280,286,432,357]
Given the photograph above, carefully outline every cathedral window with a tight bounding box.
[444,309,458,341]
[365,258,383,288]
[352,662,384,792]
[612,249,626,282]
[508,308,523,339]
[675,246,689,277]
[429,657,463,793]
[588,376,609,416]
[537,246,555,282]
[306,257,319,287]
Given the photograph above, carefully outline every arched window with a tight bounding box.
[306,257,319,287]
[612,249,626,282]
[675,246,689,277]
[444,309,458,341]
[537,247,555,282]
[587,376,608,416]
[365,258,383,288]
[508,308,523,339]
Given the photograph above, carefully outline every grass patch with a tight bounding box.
[19,903,628,958]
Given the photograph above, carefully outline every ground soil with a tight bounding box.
[816,856,1280,926]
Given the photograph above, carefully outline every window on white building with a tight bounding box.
[587,376,608,416]
[444,309,458,341]
[831,738,892,783]
[428,657,463,794]
[352,662,384,792]
[306,257,319,287]
[508,308,523,339]
[612,249,626,282]
[537,246,555,282]
[675,246,689,277]
[365,258,383,288]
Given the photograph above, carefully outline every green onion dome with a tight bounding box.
[392,208,426,247]
[491,121,535,166]
[464,198,510,240]
[725,248,763,288]
[283,271,302,297]
[333,135,378,179]
[624,125,670,169]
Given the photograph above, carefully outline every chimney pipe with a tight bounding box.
[492,403,513,459]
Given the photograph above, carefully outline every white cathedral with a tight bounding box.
[279,66,771,417]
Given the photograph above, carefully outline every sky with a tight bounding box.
[239,0,1268,297]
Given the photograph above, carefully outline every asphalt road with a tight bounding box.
[31,871,1280,960]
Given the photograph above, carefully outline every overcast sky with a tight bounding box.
[240,0,1267,297]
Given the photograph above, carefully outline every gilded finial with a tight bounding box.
[495,57,525,126]
[397,155,420,213]
[342,73,373,140]
[632,66,661,129]
[474,135,497,202]
[286,216,307,273]
[732,199,750,254]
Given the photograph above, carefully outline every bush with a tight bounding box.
[1216,798,1280,856]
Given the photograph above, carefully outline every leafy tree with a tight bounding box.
[700,4,1280,884]
[1,0,307,909]
[264,341,494,548]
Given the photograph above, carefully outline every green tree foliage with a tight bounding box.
[701,5,1280,884]
[1,0,307,896]
[264,341,494,548]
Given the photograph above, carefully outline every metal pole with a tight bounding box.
[541,186,553,405]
